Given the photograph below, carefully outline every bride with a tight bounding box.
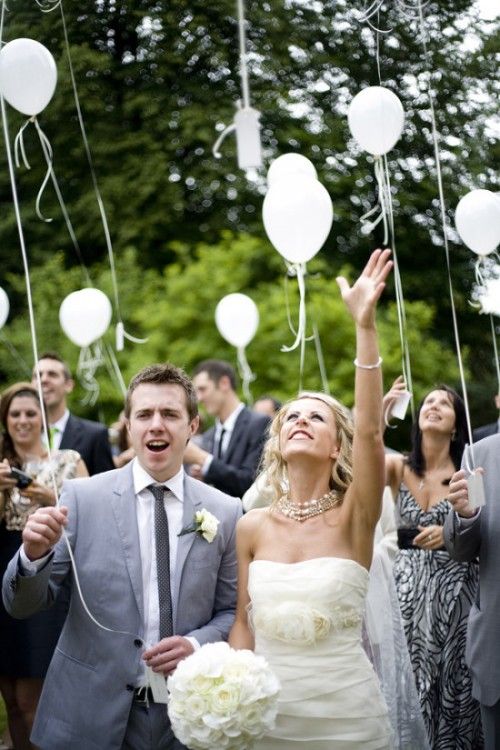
[229,249,394,749]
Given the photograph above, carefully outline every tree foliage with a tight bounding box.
[0,1,497,425]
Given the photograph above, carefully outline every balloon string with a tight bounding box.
[0,0,138,647]
[383,154,414,419]
[490,314,500,400]
[237,0,251,109]
[236,346,255,404]
[0,0,58,504]
[33,118,92,285]
[359,156,389,244]
[76,344,104,406]
[59,3,147,349]
[417,0,475,465]
[103,341,127,398]
[312,321,330,395]
[13,119,31,169]
[281,263,308,390]
[0,330,31,377]
[283,272,298,337]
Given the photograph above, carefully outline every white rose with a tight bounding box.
[196,509,219,543]
[209,682,241,714]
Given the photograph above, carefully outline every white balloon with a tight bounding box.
[0,38,57,117]
[455,189,500,256]
[263,175,333,263]
[215,293,259,348]
[0,287,9,329]
[267,153,317,187]
[59,289,112,348]
[348,86,405,156]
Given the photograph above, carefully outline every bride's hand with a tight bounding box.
[336,248,392,328]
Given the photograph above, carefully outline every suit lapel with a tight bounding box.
[172,476,202,627]
[224,407,248,461]
[110,465,144,620]
[59,413,77,451]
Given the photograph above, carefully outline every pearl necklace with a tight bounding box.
[275,490,342,522]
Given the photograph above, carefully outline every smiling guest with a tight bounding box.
[385,385,482,747]
[3,363,241,750]
[33,352,114,476]
[0,382,87,749]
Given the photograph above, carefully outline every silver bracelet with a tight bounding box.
[353,356,383,369]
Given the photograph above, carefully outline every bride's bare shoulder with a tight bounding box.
[237,507,273,533]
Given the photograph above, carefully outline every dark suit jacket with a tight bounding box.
[59,413,114,476]
[473,421,499,442]
[201,407,270,498]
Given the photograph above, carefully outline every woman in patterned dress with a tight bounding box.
[386,385,482,749]
[0,382,88,749]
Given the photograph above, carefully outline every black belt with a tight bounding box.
[132,686,155,706]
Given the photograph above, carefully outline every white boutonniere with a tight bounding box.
[178,508,219,543]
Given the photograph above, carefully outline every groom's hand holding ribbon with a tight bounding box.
[22,505,68,561]
[143,635,195,676]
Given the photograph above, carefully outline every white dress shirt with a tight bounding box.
[202,402,245,474]
[20,458,199,681]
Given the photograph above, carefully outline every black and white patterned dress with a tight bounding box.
[393,484,483,750]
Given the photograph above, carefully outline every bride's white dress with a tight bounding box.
[249,557,393,749]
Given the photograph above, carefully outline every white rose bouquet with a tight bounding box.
[167,641,280,750]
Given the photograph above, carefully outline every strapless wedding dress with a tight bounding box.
[249,557,393,749]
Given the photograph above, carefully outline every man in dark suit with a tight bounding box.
[33,352,114,475]
[183,359,270,498]
[473,393,500,442]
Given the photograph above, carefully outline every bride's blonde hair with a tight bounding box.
[262,391,354,505]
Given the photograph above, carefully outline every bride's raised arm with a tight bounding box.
[336,248,392,531]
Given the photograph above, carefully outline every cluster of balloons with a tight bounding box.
[0,38,57,117]
[263,153,333,265]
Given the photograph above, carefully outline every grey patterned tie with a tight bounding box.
[148,484,173,639]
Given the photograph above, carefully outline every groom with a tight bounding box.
[3,363,242,750]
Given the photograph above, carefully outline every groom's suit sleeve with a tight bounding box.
[2,481,77,618]
[185,498,242,645]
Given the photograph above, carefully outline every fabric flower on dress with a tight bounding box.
[167,642,280,750]
[251,601,361,645]
[178,508,219,543]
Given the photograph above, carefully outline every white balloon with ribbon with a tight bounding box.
[263,159,333,386]
[59,288,112,404]
[0,38,59,223]
[347,86,404,242]
[215,293,259,402]
[0,287,9,329]
[455,189,500,258]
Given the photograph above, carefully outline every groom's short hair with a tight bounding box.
[124,363,198,420]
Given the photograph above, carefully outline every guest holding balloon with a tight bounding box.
[0,382,87,749]
[385,382,482,749]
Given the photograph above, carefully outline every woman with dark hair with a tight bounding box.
[385,384,482,749]
[0,382,87,749]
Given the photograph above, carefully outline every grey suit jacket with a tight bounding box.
[443,434,500,706]
[2,464,242,749]
[201,407,270,497]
